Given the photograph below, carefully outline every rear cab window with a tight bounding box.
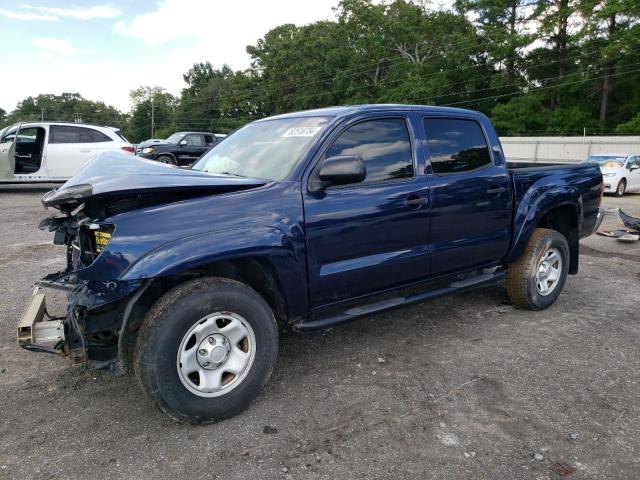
[422,118,492,175]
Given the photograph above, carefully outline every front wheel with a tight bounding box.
[156,155,176,165]
[506,228,570,310]
[134,277,278,424]
[615,179,626,197]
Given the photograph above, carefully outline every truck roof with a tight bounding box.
[262,104,482,120]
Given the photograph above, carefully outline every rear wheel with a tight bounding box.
[506,228,569,310]
[134,277,278,424]
[615,179,626,197]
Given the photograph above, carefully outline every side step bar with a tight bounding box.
[295,271,504,331]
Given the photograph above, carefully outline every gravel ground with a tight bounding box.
[0,186,639,480]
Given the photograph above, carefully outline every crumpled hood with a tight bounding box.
[42,151,266,209]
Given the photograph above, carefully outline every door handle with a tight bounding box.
[486,186,507,195]
[79,149,92,153]
[404,195,429,209]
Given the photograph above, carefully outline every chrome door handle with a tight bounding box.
[486,186,507,195]
[404,195,429,209]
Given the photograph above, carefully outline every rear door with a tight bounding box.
[303,113,431,308]
[421,116,512,275]
[46,125,97,178]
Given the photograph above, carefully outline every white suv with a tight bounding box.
[587,153,640,196]
[0,122,134,182]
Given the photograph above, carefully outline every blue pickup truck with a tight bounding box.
[20,105,603,424]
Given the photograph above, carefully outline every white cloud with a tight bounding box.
[0,0,345,113]
[113,0,336,66]
[0,7,56,21]
[21,4,121,20]
[32,38,78,56]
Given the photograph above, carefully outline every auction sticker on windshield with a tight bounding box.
[282,127,322,137]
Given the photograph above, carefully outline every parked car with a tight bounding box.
[586,153,640,196]
[0,122,134,182]
[20,105,603,424]
[136,131,218,165]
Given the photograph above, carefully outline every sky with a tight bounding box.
[0,0,345,113]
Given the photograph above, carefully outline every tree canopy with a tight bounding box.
[2,0,639,141]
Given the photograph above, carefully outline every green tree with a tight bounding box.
[455,0,531,85]
[7,93,123,126]
[127,86,178,142]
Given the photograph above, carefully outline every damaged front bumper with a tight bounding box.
[17,288,65,355]
[17,270,148,370]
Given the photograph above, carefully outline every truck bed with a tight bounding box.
[507,160,603,239]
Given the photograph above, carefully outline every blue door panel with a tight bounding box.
[304,180,430,306]
[428,167,512,274]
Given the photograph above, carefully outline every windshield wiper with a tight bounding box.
[219,171,246,178]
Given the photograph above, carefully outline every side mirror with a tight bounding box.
[179,139,187,146]
[630,164,639,171]
[312,155,366,191]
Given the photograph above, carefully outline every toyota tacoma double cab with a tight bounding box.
[19,105,604,424]
[136,131,218,166]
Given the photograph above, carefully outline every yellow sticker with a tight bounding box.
[94,231,111,252]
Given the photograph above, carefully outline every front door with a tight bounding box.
[0,127,16,179]
[626,155,640,192]
[178,134,208,165]
[303,115,431,308]
[421,116,512,275]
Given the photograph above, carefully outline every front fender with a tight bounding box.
[504,185,581,264]
[120,226,295,280]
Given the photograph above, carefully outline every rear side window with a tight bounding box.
[88,129,112,142]
[325,118,413,184]
[49,125,93,144]
[423,118,491,174]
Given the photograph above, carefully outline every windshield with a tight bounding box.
[587,155,625,167]
[192,117,330,181]
[165,133,184,144]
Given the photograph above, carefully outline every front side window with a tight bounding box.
[184,134,204,146]
[423,118,491,174]
[204,134,214,144]
[49,126,93,144]
[325,118,414,184]
[1,128,16,144]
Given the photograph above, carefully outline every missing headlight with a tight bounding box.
[76,224,114,267]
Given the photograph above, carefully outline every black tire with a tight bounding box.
[615,179,626,197]
[156,155,176,165]
[134,277,278,424]
[506,228,569,310]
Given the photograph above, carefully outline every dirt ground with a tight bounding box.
[0,185,639,480]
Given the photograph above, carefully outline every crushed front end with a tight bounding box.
[17,209,146,371]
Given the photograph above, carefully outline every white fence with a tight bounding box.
[500,136,640,163]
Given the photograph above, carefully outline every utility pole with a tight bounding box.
[41,108,44,121]
[150,97,155,138]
